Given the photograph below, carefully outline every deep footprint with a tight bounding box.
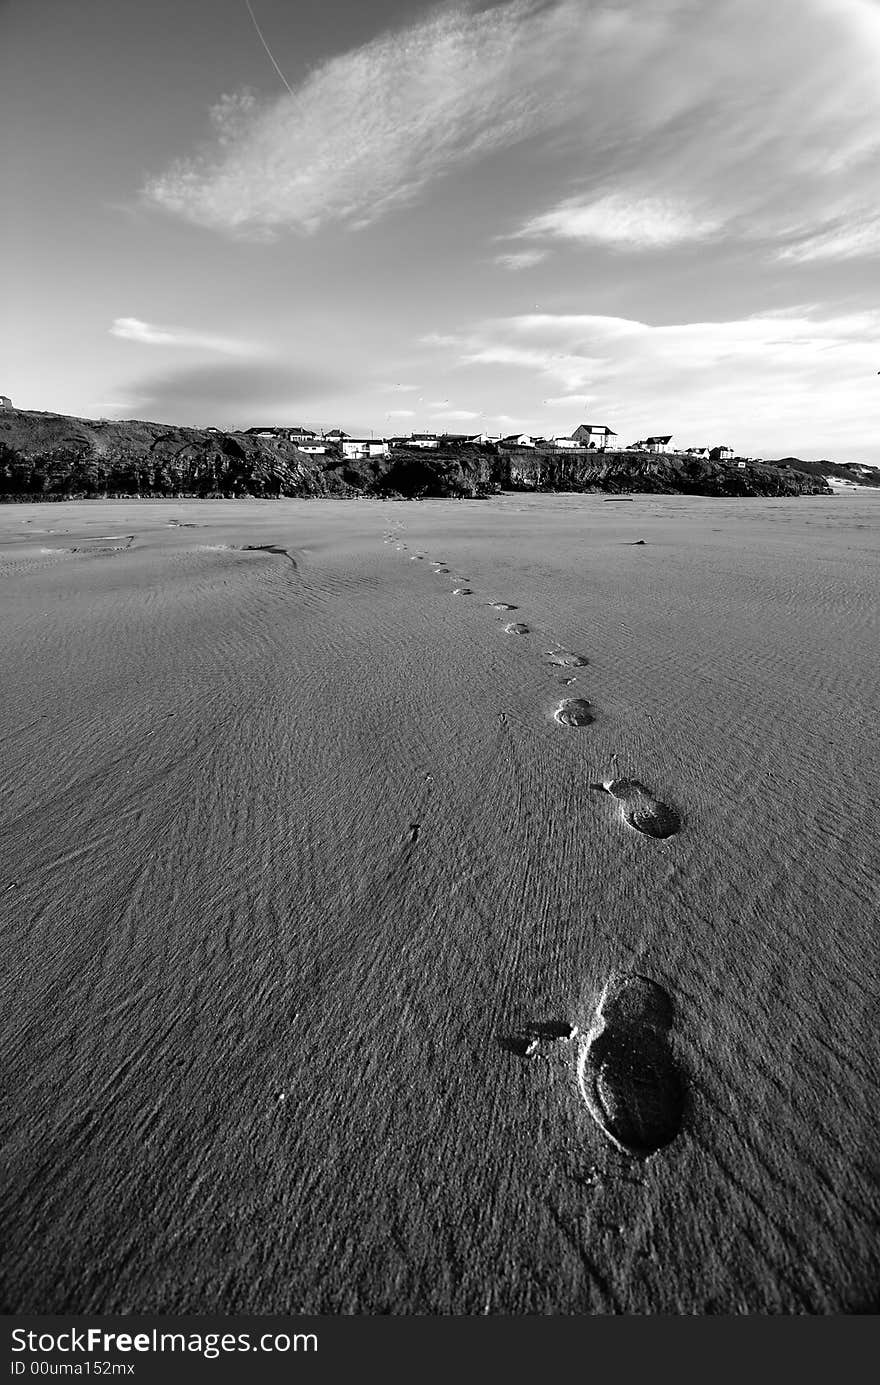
[603,778,681,839]
[554,698,594,727]
[504,622,530,635]
[491,602,518,611]
[577,975,684,1157]
[547,650,589,668]
[452,588,473,595]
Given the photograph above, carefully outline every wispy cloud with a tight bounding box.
[432,308,880,451]
[143,0,880,258]
[514,194,720,250]
[493,249,548,270]
[429,408,479,420]
[386,408,416,418]
[543,394,591,407]
[142,0,597,237]
[111,317,264,357]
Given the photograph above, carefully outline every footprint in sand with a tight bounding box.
[577,975,684,1157]
[546,649,589,668]
[554,698,594,727]
[452,587,474,596]
[599,778,681,839]
[491,602,518,611]
[504,622,530,635]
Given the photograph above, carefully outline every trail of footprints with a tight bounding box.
[381,523,684,1159]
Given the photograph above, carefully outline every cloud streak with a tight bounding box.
[111,317,264,357]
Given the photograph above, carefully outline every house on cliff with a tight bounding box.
[709,445,734,460]
[341,438,389,459]
[571,423,617,449]
[0,395,12,409]
[501,433,537,447]
[644,435,673,453]
[409,434,440,449]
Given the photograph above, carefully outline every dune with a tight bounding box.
[0,491,878,1315]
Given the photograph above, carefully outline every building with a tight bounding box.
[684,447,710,459]
[644,435,673,453]
[709,445,734,461]
[323,429,350,441]
[548,436,584,449]
[736,460,747,469]
[571,423,617,450]
[299,443,327,454]
[464,432,501,445]
[245,426,286,439]
[0,395,12,409]
[288,427,317,443]
[501,433,536,447]
[341,438,390,459]
[409,434,440,449]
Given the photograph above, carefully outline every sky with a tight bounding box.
[3,0,880,460]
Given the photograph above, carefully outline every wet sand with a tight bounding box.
[1,492,878,1313]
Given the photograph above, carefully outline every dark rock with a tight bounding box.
[0,410,837,500]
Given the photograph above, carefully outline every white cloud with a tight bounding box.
[429,408,479,420]
[432,308,880,453]
[515,194,720,250]
[110,317,263,357]
[144,0,594,236]
[386,409,415,418]
[494,249,548,270]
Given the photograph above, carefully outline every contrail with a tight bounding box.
[243,0,295,95]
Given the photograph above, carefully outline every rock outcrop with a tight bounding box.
[0,409,836,500]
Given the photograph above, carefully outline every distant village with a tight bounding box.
[228,421,751,464]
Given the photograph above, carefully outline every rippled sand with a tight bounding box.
[1,493,877,1314]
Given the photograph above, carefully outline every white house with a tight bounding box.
[684,447,710,459]
[709,445,734,461]
[464,432,500,445]
[571,423,617,450]
[549,437,584,449]
[409,433,440,449]
[501,433,536,447]
[299,443,327,454]
[644,435,673,453]
[341,438,390,459]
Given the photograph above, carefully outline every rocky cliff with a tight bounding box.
[0,409,834,499]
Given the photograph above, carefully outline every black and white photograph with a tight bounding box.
[1,0,878,1332]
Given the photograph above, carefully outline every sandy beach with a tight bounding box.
[1,492,878,1314]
